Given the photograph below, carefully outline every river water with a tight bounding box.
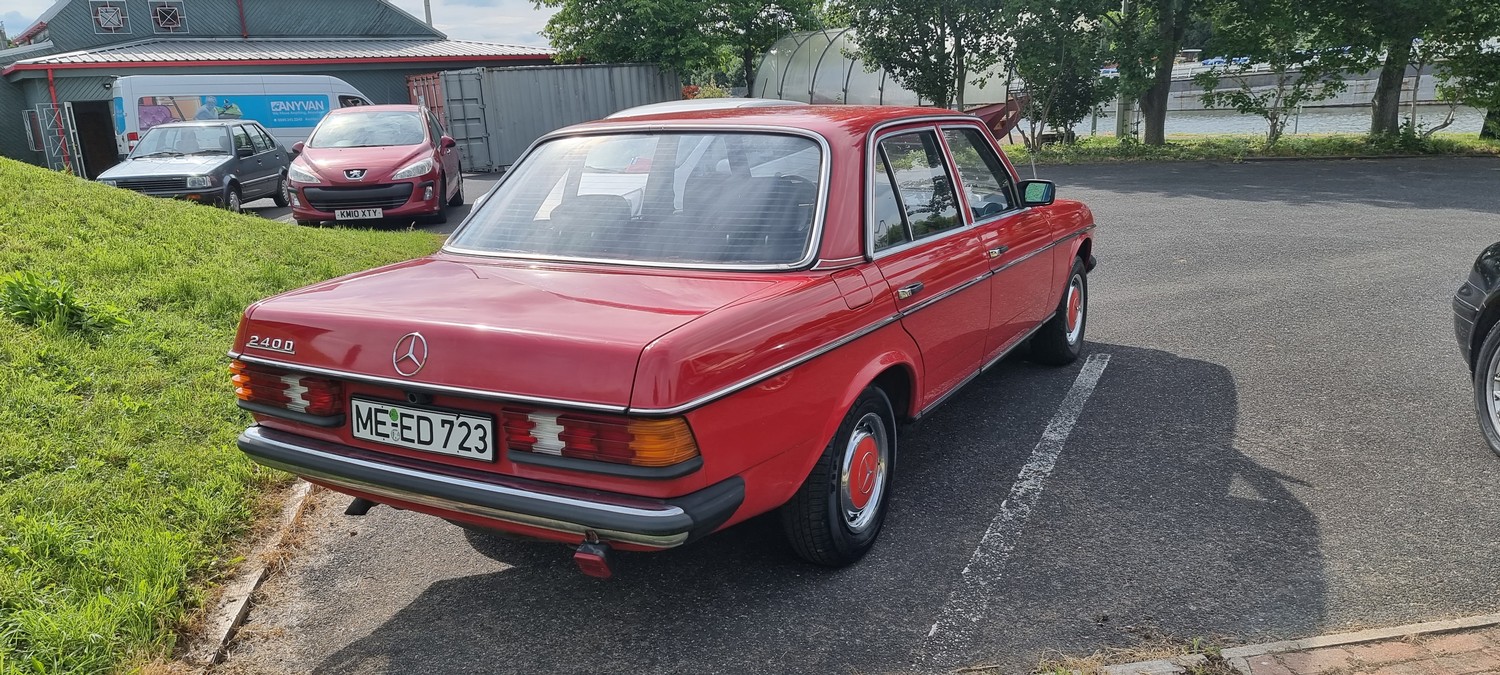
[1072,104,1488,138]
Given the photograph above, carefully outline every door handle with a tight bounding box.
[987,245,1009,259]
[897,282,924,300]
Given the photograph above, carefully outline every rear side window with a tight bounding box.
[248,125,272,152]
[339,95,369,107]
[447,132,823,267]
[253,126,280,152]
[877,131,962,240]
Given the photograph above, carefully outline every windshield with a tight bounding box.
[130,125,231,157]
[308,111,426,148]
[447,132,823,266]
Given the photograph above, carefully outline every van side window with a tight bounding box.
[339,95,368,107]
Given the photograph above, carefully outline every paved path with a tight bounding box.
[219,158,1500,674]
[1236,624,1500,674]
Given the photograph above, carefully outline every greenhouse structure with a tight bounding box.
[750,28,1012,107]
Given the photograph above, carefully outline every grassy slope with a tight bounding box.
[1005,132,1500,165]
[0,158,441,673]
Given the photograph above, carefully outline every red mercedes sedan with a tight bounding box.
[285,104,464,225]
[231,105,1096,576]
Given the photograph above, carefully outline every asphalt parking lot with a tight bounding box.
[221,158,1500,674]
[243,173,503,235]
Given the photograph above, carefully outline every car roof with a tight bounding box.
[605,98,801,119]
[571,104,977,143]
[149,120,239,128]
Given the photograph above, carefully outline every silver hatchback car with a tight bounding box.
[97,120,290,212]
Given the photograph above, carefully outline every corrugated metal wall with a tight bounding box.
[0,78,35,163]
[40,0,440,53]
[441,64,682,172]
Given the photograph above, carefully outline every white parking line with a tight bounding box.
[920,353,1111,664]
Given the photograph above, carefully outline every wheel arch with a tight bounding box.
[1472,295,1500,371]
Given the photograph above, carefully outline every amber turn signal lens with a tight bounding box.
[624,417,699,467]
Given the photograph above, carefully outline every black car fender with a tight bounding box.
[1458,242,1500,369]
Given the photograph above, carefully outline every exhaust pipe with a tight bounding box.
[344,497,378,516]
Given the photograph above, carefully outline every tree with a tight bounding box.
[537,0,723,75]
[1108,0,1205,145]
[837,0,1004,109]
[1321,0,1463,136]
[1192,0,1352,145]
[707,0,819,88]
[1005,0,1117,149]
[1431,0,1500,138]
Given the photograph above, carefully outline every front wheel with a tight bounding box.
[1471,320,1500,457]
[780,386,895,567]
[1029,257,1088,366]
[272,173,291,207]
[447,170,465,207]
[224,185,242,213]
[425,176,449,224]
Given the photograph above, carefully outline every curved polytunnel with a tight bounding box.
[751,28,1011,107]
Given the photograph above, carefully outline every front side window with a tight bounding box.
[232,125,254,154]
[871,150,912,252]
[877,131,961,240]
[943,127,1017,220]
[447,132,822,266]
[309,111,426,148]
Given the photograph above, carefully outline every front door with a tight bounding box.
[869,127,990,408]
[940,125,1055,361]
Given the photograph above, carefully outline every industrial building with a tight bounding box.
[0,0,555,177]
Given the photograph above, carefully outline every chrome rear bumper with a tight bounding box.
[238,426,743,549]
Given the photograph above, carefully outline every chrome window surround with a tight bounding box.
[442,124,834,272]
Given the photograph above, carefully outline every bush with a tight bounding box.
[0,271,127,336]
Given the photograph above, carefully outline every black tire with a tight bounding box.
[780,386,896,567]
[294,219,318,226]
[272,173,291,207]
[224,185,242,213]
[1471,320,1500,457]
[447,170,465,207]
[1029,256,1088,366]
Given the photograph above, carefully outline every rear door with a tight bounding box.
[869,126,990,408]
[941,125,1056,360]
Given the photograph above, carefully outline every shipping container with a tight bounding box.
[415,64,682,173]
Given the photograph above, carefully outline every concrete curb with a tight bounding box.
[1097,612,1500,675]
[183,480,317,666]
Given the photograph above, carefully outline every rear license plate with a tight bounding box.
[351,398,495,461]
[335,208,383,220]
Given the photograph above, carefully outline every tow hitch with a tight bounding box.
[573,540,615,579]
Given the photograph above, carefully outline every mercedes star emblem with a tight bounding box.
[392,332,428,377]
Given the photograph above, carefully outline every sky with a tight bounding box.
[0,0,556,47]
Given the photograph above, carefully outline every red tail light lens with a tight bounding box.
[502,407,698,468]
[231,360,345,418]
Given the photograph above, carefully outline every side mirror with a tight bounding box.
[236,146,254,158]
[1019,179,1056,207]
[291,141,305,155]
[440,136,457,150]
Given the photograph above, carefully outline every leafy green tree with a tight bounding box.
[1005,0,1117,149]
[836,0,1004,109]
[537,0,721,75]
[708,0,820,88]
[1192,0,1353,145]
[1320,0,1463,136]
[1108,0,1205,145]
[1430,0,1500,138]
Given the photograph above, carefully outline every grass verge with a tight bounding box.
[0,158,441,674]
[1028,628,1236,675]
[1005,132,1500,165]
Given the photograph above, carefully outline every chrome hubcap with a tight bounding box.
[1064,274,1084,345]
[839,412,889,533]
[229,192,240,212]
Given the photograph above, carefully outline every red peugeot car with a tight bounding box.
[232,105,1096,576]
[285,104,463,225]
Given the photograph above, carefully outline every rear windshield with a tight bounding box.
[446,132,823,266]
[308,111,425,148]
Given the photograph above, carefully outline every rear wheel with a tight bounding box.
[1472,320,1500,457]
[1029,257,1087,366]
[780,387,895,567]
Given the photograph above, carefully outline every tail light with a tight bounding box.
[231,360,344,418]
[502,408,698,468]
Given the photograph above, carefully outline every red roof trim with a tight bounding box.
[1,53,552,77]
[14,20,48,43]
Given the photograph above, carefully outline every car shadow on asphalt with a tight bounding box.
[306,344,1325,674]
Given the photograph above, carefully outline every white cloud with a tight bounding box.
[385,0,555,47]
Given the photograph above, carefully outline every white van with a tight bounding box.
[111,75,371,155]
